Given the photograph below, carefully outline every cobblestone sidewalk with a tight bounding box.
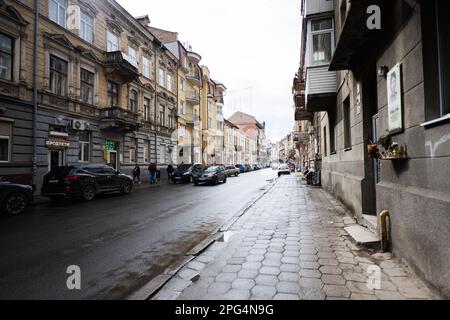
[152,175,438,300]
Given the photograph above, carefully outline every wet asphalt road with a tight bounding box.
[0,169,276,299]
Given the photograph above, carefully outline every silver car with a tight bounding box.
[225,165,240,177]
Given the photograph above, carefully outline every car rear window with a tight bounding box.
[49,166,76,177]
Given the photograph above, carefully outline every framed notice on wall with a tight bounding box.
[387,63,403,134]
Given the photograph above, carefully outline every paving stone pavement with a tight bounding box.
[152,175,439,300]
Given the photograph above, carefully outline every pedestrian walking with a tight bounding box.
[167,164,174,182]
[148,163,157,184]
[132,164,141,184]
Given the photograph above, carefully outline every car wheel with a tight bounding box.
[121,181,133,194]
[235,173,239,177]
[194,181,199,186]
[214,178,218,185]
[3,192,28,216]
[82,185,96,201]
[223,177,227,184]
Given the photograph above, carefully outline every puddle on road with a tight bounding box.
[218,231,235,242]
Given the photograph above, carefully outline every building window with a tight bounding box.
[180,78,185,92]
[107,81,119,107]
[129,89,138,112]
[168,110,174,129]
[49,55,68,96]
[0,33,13,81]
[343,96,351,149]
[79,131,90,162]
[142,56,150,78]
[159,105,165,126]
[80,68,94,104]
[129,138,137,163]
[167,73,173,92]
[311,18,333,64]
[0,121,11,162]
[144,97,151,121]
[128,46,137,68]
[107,31,119,52]
[143,141,149,163]
[159,68,165,86]
[180,100,185,115]
[49,0,67,28]
[80,11,94,43]
[422,0,450,121]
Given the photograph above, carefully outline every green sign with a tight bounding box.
[105,141,116,150]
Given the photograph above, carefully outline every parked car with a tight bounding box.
[41,164,134,202]
[171,164,194,184]
[0,182,34,216]
[193,166,227,186]
[225,165,240,177]
[278,164,291,177]
[244,164,253,172]
[191,163,207,179]
[253,164,261,171]
[235,164,246,173]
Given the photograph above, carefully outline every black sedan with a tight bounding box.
[0,182,34,216]
[193,166,227,186]
[41,164,133,202]
[171,164,194,184]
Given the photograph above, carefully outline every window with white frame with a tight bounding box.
[49,55,68,96]
[80,11,94,44]
[142,56,150,78]
[180,100,185,115]
[129,138,137,163]
[180,78,185,92]
[128,46,137,68]
[0,121,11,162]
[143,141,149,163]
[159,105,165,126]
[159,68,165,86]
[80,68,94,104]
[166,73,173,92]
[49,0,67,28]
[0,33,13,81]
[311,18,333,64]
[144,97,151,121]
[107,31,119,52]
[78,131,90,162]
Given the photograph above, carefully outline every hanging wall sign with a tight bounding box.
[387,63,403,134]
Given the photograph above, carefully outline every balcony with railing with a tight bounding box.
[100,106,140,132]
[185,91,200,105]
[186,51,202,64]
[186,69,202,86]
[104,51,139,83]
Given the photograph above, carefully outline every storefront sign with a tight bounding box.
[387,63,403,134]
[46,140,70,148]
[105,140,117,151]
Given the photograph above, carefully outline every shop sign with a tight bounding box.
[105,140,117,151]
[387,63,403,134]
[46,140,70,148]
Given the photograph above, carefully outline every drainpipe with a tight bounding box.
[32,0,39,190]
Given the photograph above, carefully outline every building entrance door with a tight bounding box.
[107,150,118,170]
[49,150,64,171]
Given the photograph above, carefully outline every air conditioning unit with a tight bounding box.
[72,120,89,131]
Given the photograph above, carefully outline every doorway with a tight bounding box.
[107,150,118,170]
[49,150,64,171]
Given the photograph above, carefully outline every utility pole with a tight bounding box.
[32,0,39,189]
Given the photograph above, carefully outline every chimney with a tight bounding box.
[136,15,151,27]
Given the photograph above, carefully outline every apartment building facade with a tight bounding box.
[0,0,181,189]
[296,0,450,297]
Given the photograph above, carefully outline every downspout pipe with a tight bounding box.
[32,0,39,190]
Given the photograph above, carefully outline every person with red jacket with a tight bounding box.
[148,163,157,184]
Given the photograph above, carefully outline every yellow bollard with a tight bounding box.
[379,210,390,252]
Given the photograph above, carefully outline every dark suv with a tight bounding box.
[41,164,134,201]
[0,182,34,216]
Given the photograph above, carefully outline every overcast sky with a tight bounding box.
[117,0,301,142]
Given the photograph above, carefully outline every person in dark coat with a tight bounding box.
[132,164,141,184]
[167,164,174,181]
[148,163,157,184]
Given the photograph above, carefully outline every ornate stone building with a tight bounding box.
[0,0,179,189]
